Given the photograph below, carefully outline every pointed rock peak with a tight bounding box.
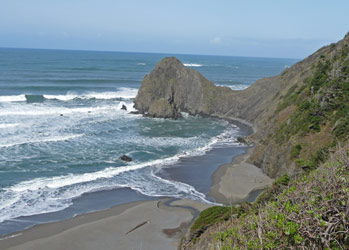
[153,57,185,71]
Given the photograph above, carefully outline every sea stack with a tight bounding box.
[133,57,234,119]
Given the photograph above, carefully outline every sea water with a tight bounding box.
[0,48,298,235]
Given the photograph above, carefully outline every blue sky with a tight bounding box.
[0,0,348,58]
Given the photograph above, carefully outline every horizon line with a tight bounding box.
[0,46,301,61]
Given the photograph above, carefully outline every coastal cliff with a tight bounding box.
[134,33,349,179]
[134,34,348,249]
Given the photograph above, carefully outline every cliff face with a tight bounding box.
[134,33,349,178]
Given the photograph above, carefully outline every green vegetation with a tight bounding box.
[290,143,302,159]
[186,146,348,249]
[274,41,349,171]
[215,146,348,249]
[190,206,231,233]
[183,34,349,250]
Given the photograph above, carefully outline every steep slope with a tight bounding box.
[182,144,348,249]
[249,33,349,177]
[134,33,349,178]
[181,34,349,249]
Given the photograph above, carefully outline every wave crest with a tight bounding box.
[0,95,26,102]
[183,63,203,67]
[0,88,139,103]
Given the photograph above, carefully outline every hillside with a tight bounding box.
[248,32,349,178]
[134,33,349,179]
[181,33,348,250]
[181,144,348,249]
[181,34,349,250]
[134,33,349,249]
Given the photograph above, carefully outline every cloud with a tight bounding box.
[210,36,222,44]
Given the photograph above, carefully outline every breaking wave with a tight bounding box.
[0,88,138,103]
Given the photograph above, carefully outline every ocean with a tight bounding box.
[0,48,298,235]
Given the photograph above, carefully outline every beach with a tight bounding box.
[0,141,272,250]
[210,146,273,204]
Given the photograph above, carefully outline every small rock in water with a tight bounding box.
[60,114,63,116]
[121,104,127,111]
[119,155,132,162]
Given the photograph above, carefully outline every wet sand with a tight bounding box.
[210,146,273,204]
[0,199,211,250]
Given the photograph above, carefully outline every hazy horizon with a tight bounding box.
[1,0,348,59]
[0,46,304,60]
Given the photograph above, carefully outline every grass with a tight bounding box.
[182,35,349,250]
[273,41,349,171]
[212,145,349,249]
[190,206,231,233]
[184,145,348,249]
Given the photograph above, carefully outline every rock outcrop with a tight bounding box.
[134,33,349,178]
[147,98,180,118]
[119,155,132,162]
[134,57,234,118]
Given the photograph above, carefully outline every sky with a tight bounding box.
[0,0,348,59]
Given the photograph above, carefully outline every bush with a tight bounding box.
[190,206,231,233]
[214,145,349,249]
[290,144,302,159]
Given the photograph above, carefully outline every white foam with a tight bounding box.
[0,122,238,222]
[0,233,22,241]
[111,87,138,99]
[43,88,138,101]
[0,95,26,102]
[137,63,146,66]
[180,112,190,118]
[0,105,115,117]
[43,94,78,101]
[217,84,249,91]
[4,123,238,193]
[117,101,136,112]
[0,123,20,129]
[0,134,83,148]
[7,155,180,194]
[0,165,215,223]
[183,63,203,67]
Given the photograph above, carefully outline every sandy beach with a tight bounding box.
[210,146,273,204]
[0,199,211,250]
[0,144,273,250]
